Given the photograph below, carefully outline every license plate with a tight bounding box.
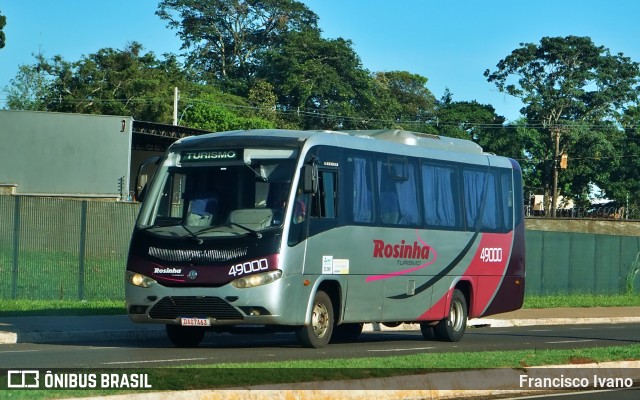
[180,317,211,327]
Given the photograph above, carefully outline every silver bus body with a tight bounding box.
[126,129,525,347]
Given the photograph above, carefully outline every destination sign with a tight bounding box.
[181,149,242,163]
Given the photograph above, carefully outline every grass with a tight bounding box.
[523,293,640,308]
[1,293,639,317]
[0,299,125,317]
[2,344,639,399]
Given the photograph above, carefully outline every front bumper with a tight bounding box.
[125,272,306,327]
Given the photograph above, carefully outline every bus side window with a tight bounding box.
[462,168,500,232]
[350,156,374,223]
[422,163,459,228]
[377,157,419,226]
[311,170,337,218]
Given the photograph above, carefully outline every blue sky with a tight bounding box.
[1,0,639,122]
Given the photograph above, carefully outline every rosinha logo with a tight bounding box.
[373,239,431,259]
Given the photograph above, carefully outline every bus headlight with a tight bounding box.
[126,271,156,288]
[231,270,282,289]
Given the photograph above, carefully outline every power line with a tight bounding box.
[4,91,640,131]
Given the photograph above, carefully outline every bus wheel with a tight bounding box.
[419,323,436,340]
[166,324,206,348]
[331,323,363,343]
[434,289,467,342]
[296,290,334,348]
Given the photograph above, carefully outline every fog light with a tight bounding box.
[128,305,148,314]
[239,306,270,316]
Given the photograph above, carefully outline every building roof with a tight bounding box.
[132,121,209,151]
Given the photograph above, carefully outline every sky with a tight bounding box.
[1,0,640,122]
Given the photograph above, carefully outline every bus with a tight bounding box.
[125,129,525,348]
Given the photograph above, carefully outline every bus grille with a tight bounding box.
[148,247,248,263]
[149,296,244,320]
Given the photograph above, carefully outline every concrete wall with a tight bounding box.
[0,110,133,199]
[525,218,640,236]
[525,218,640,295]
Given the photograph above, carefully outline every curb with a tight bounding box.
[469,316,640,328]
[0,328,165,345]
[363,315,640,332]
[65,360,640,400]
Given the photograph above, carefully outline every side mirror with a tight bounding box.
[135,156,161,202]
[302,164,318,194]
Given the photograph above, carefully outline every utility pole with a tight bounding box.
[173,87,179,125]
[551,127,560,218]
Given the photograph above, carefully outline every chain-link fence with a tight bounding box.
[0,196,139,300]
[1,196,639,300]
[526,205,640,220]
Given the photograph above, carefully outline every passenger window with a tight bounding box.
[422,163,459,228]
[500,171,514,230]
[463,168,500,231]
[350,156,374,223]
[377,157,419,225]
[313,170,337,218]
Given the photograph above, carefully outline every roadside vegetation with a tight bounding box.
[2,344,639,399]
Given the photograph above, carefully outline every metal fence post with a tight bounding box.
[12,196,21,299]
[78,200,88,300]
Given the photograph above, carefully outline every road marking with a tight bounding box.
[0,350,39,354]
[546,339,595,344]
[103,357,209,365]
[368,347,435,353]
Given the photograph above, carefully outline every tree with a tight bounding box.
[485,36,640,208]
[5,54,53,110]
[156,0,318,93]
[434,90,505,141]
[247,79,280,125]
[601,105,640,209]
[7,42,191,122]
[369,71,436,131]
[258,29,373,130]
[180,92,276,131]
[0,11,6,50]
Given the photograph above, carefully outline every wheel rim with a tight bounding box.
[311,302,330,338]
[450,300,464,331]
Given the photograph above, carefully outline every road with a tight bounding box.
[1,323,638,369]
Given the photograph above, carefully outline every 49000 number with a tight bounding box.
[228,258,269,277]
[480,247,503,263]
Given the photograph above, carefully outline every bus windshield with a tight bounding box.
[136,148,298,238]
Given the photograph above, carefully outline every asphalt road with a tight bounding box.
[1,323,638,369]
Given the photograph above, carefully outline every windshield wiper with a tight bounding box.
[142,220,262,240]
[139,221,204,244]
[229,222,263,239]
[180,223,204,244]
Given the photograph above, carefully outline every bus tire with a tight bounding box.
[166,324,206,348]
[331,323,363,343]
[419,323,436,340]
[296,290,334,348]
[434,289,467,342]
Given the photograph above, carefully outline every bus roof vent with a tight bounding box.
[340,129,484,154]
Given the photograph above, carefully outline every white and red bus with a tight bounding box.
[126,129,525,348]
